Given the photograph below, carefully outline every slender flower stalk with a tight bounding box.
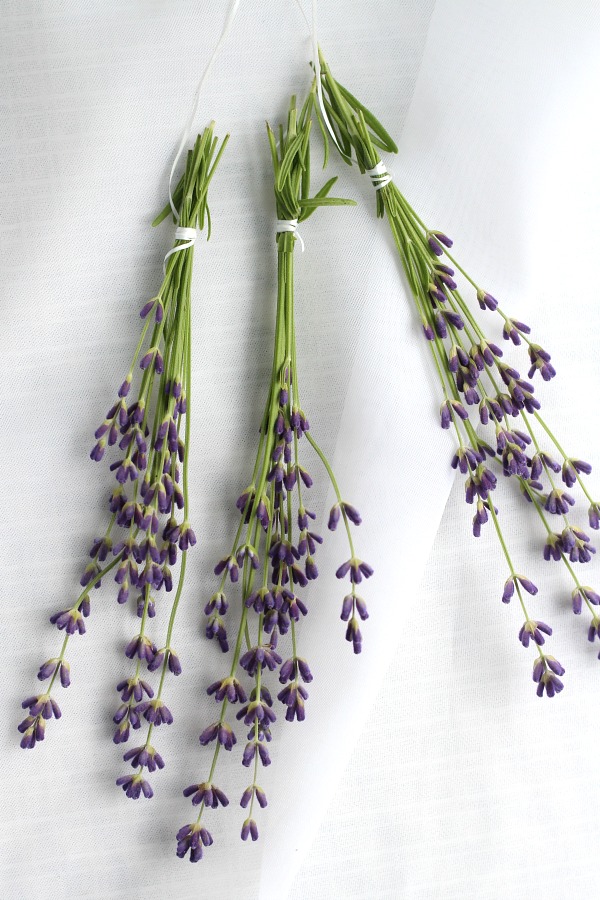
[20,124,229,797]
[315,53,600,693]
[176,92,370,862]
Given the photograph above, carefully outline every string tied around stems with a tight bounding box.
[163,226,197,274]
[366,161,392,190]
[276,218,305,252]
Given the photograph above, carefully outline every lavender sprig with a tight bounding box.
[177,92,369,862]
[20,124,229,793]
[316,54,600,692]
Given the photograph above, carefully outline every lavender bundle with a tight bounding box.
[176,93,369,862]
[315,55,600,697]
[19,124,228,800]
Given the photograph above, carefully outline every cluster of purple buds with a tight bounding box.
[18,693,62,749]
[392,211,599,695]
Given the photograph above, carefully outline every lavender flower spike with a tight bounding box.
[316,51,600,692]
[20,123,229,798]
[177,92,371,860]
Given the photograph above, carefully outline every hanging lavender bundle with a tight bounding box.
[314,53,600,698]
[176,92,369,863]
[19,124,228,800]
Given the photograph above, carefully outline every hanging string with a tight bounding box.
[168,0,243,221]
[292,0,351,160]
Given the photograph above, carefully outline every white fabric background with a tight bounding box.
[1,2,599,899]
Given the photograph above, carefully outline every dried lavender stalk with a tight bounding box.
[316,53,600,696]
[19,124,228,801]
[176,92,369,862]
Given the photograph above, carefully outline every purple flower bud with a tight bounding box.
[502,577,515,604]
[345,617,362,654]
[328,503,341,531]
[241,818,259,842]
[476,289,498,311]
[116,773,153,800]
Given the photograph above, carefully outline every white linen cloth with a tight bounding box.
[0,2,599,899]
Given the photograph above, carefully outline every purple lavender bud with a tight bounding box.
[125,634,158,665]
[572,588,583,615]
[305,556,318,580]
[502,578,515,604]
[90,440,106,462]
[428,235,443,256]
[345,617,362,654]
[140,299,155,318]
[179,523,196,552]
[137,698,173,726]
[217,723,237,750]
[50,608,85,636]
[517,575,538,595]
[242,742,256,767]
[588,502,600,530]
[434,312,447,339]
[116,773,153,800]
[279,658,295,683]
[328,503,341,531]
[434,231,452,248]
[543,532,562,562]
[241,818,259,842]
[545,489,576,516]
[428,283,446,305]
[355,595,369,620]
[37,660,58,681]
[546,657,565,676]
[341,502,362,526]
[440,401,452,429]
[199,722,219,746]
[140,350,155,370]
[518,620,552,648]
[167,649,182,676]
[588,617,600,643]
[443,310,464,330]
[451,400,469,421]
[118,374,132,398]
[476,289,498,311]
[436,271,457,290]
[582,587,600,605]
[214,555,239,583]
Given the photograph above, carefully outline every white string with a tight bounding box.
[366,161,393,190]
[309,0,349,159]
[293,0,311,30]
[167,0,242,221]
[163,226,197,274]
[276,218,305,252]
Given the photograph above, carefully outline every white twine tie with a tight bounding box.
[366,161,392,190]
[163,226,197,274]
[276,219,305,252]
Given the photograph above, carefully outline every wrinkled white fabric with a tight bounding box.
[1,1,599,899]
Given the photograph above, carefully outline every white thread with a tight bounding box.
[162,0,241,274]
[276,218,305,252]
[163,227,197,274]
[366,161,392,190]
[309,0,350,160]
[168,0,242,221]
